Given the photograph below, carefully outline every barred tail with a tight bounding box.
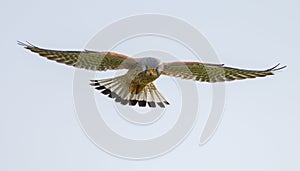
[128,83,170,108]
[90,76,170,108]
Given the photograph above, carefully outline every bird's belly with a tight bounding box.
[129,74,159,94]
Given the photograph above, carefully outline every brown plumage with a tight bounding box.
[18,41,286,108]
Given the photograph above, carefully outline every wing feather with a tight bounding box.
[18,41,137,71]
[162,61,286,83]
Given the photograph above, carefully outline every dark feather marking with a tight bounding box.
[101,89,111,95]
[120,99,129,105]
[157,102,165,108]
[110,92,117,98]
[138,100,147,107]
[129,100,138,106]
[164,101,170,105]
[115,96,122,102]
[148,101,156,108]
[90,82,100,86]
[95,86,106,90]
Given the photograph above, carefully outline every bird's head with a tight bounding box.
[139,57,164,77]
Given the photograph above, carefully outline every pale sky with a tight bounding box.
[1,0,299,170]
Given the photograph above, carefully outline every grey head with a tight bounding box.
[139,57,164,76]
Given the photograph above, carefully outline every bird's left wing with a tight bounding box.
[162,61,286,82]
[18,41,138,71]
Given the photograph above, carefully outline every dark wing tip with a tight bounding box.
[17,41,35,48]
[267,63,287,72]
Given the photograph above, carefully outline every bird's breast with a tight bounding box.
[129,72,160,94]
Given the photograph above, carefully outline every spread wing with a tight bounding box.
[18,41,138,71]
[162,62,286,82]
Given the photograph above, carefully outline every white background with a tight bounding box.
[1,0,299,170]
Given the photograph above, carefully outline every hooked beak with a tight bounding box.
[146,69,158,76]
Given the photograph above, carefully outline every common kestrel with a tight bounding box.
[18,41,286,108]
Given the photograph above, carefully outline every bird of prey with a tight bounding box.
[18,41,286,108]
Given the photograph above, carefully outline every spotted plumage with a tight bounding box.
[18,41,286,108]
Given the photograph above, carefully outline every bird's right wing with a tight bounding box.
[18,41,138,71]
[162,61,286,83]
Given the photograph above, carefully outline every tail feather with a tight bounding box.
[90,76,169,108]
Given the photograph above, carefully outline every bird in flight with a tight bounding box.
[18,41,286,108]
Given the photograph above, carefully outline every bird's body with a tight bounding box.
[127,57,162,93]
[128,70,159,94]
[18,41,286,108]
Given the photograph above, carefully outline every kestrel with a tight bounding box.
[18,41,286,108]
